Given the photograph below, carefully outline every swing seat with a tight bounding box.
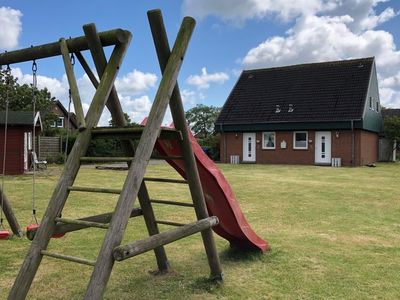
[26,224,65,239]
[0,230,11,239]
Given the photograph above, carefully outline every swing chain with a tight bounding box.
[31,60,38,224]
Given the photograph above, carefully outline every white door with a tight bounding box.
[243,133,256,162]
[315,131,331,164]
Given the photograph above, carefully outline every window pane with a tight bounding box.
[295,132,307,148]
[263,132,275,148]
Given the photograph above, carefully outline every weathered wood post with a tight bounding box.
[7,29,132,300]
[83,16,196,299]
[0,187,23,237]
[147,9,223,280]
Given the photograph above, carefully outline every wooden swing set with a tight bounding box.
[0,9,223,299]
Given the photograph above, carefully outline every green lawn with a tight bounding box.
[0,162,399,299]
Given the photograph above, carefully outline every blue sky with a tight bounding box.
[1,1,399,125]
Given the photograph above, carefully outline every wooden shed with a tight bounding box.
[0,111,42,175]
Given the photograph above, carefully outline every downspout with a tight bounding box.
[351,120,355,167]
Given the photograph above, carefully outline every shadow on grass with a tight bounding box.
[219,245,280,263]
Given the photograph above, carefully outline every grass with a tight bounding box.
[0,162,399,299]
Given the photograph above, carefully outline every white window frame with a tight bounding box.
[293,131,308,150]
[262,132,276,149]
[56,117,64,128]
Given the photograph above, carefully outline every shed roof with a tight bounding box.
[216,57,374,126]
[0,111,42,128]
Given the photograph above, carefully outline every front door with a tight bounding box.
[243,133,256,162]
[315,131,331,164]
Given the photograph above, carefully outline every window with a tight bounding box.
[376,101,380,112]
[369,97,373,110]
[56,117,64,128]
[262,132,276,149]
[293,131,308,149]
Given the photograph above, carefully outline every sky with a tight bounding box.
[1,0,400,126]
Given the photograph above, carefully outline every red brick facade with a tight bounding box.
[220,130,378,166]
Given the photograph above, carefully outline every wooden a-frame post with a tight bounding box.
[81,22,169,273]
[7,30,132,300]
[0,187,23,237]
[147,9,223,280]
[83,16,196,299]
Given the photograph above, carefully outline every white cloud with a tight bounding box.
[115,69,157,96]
[0,7,22,50]
[240,12,400,107]
[186,67,229,89]
[9,68,161,125]
[181,89,205,106]
[182,0,328,23]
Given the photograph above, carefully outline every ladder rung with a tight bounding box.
[144,177,187,184]
[91,127,183,141]
[41,250,96,266]
[80,157,133,162]
[80,155,183,163]
[151,155,184,160]
[68,186,121,194]
[114,216,219,261]
[155,220,186,227]
[150,199,194,207]
[55,217,109,229]
[26,208,143,240]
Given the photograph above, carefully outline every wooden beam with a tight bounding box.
[59,38,86,129]
[114,217,219,261]
[148,9,223,280]
[7,32,132,300]
[91,127,182,140]
[0,187,23,237]
[0,27,131,65]
[41,250,96,266]
[55,217,110,229]
[150,199,194,207]
[26,208,143,240]
[84,16,195,300]
[82,23,170,274]
[68,186,122,194]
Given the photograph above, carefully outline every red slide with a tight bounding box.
[153,124,269,252]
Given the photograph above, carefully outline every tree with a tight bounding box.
[0,69,57,129]
[185,104,221,161]
[185,104,221,138]
[384,116,400,150]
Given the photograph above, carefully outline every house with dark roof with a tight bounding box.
[51,100,78,130]
[0,111,42,175]
[215,57,383,166]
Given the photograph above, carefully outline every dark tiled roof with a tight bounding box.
[216,57,374,125]
[382,108,400,119]
[0,111,35,125]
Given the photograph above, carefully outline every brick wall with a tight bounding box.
[220,129,379,166]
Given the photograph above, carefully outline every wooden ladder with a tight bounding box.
[8,10,222,300]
